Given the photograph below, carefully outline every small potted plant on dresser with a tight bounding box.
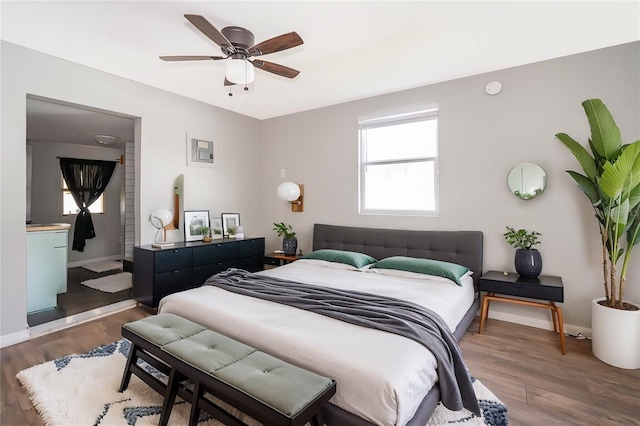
[201,226,212,243]
[557,98,639,369]
[273,222,297,256]
[503,226,542,278]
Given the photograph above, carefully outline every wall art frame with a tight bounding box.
[210,217,223,239]
[221,213,240,238]
[184,210,210,242]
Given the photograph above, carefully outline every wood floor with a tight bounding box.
[2,308,639,425]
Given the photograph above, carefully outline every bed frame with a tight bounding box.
[311,223,484,426]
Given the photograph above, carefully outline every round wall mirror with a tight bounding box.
[508,163,547,200]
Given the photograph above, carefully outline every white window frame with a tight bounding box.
[358,108,439,216]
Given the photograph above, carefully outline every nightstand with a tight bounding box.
[478,270,566,355]
[263,253,301,268]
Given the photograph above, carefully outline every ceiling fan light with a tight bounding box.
[225,58,254,85]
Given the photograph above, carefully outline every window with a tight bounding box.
[359,108,438,215]
[62,177,104,215]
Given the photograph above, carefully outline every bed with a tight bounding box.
[158,223,483,426]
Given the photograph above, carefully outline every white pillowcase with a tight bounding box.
[366,268,473,286]
[295,258,362,271]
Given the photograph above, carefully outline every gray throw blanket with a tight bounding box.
[206,268,481,416]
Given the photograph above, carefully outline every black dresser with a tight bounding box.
[133,237,265,307]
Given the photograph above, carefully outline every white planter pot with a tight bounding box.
[591,297,640,369]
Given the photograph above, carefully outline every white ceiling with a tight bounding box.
[26,97,135,147]
[3,1,639,121]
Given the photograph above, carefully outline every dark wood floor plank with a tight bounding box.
[460,318,640,426]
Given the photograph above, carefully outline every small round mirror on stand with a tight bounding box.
[507,163,547,200]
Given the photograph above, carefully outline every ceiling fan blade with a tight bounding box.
[251,59,300,79]
[248,32,303,56]
[184,14,235,53]
[160,55,225,61]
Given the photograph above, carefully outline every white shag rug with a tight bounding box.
[17,340,508,426]
[81,272,132,293]
[83,260,123,273]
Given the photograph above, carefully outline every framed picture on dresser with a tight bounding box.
[210,218,223,239]
[221,213,240,238]
[184,210,210,242]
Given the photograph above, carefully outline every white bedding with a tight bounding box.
[157,262,475,426]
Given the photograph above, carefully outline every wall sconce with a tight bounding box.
[150,208,175,248]
[277,182,304,212]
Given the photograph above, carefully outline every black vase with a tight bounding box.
[515,249,542,278]
[283,237,298,256]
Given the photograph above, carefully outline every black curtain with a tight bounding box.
[60,158,117,252]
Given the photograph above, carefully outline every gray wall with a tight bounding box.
[28,141,123,264]
[1,41,262,344]
[258,41,640,333]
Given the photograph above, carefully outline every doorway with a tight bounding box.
[25,95,138,328]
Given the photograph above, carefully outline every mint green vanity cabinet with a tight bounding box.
[26,228,68,313]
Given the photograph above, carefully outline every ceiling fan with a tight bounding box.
[160,14,303,91]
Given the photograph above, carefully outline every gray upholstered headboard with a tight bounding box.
[312,223,484,288]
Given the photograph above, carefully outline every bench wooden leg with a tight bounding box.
[189,381,204,426]
[118,342,138,392]
[311,411,324,426]
[159,368,183,426]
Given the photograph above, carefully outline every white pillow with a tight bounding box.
[295,258,362,271]
[367,268,473,286]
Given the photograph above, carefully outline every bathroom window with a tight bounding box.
[62,177,104,215]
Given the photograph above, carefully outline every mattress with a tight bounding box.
[157,261,475,425]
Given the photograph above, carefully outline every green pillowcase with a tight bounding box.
[301,249,377,269]
[370,256,469,286]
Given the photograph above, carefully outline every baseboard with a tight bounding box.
[486,310,592,338]
[28,300,137,338]
[0,329,31,348]
[67,255,121,269]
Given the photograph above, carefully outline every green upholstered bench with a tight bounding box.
[119,313,336,426]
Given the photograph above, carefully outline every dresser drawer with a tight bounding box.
[193,242,238,266]
[238,254,264,272]
[480,277,563,302]
[154,248,192,273]
[193,260,238,286]
[154,269,193,291]
[238,238,265,257]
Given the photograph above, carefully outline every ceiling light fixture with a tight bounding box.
[225,57,254,85]
[94,134,119,146]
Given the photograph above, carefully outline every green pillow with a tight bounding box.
[301,249,377,269]
[370,256,469,286]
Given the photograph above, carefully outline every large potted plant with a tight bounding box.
[273,222,297,256]
[503,226,542,278]
[556,99,640,369]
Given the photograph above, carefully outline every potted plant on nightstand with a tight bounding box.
[273,222,297,256]
[503,226,542,278]
[556,98,640,369]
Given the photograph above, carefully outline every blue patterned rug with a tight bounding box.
[17,339,507,425]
